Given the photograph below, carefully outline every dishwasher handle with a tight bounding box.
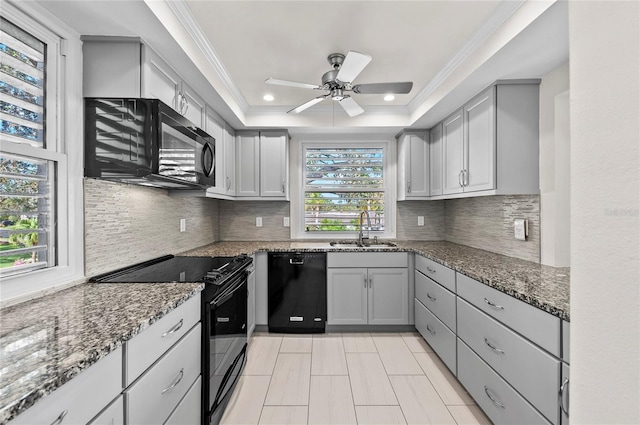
[289,256,305,265]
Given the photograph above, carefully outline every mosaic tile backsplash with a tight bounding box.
[444,195,541,262]
[84,179,219,277]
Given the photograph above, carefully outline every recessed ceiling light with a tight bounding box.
[263,94,274,101]
[384,95,395,101]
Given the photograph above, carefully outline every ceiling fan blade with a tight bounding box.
[287,95,328,114]
[265,77,320,90]
[352,82,414,94]
[339,96,364,117]
[336,51,372,83]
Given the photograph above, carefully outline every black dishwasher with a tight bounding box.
[268,252,327,333]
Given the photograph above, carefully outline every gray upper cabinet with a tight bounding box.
[435,80,540,198]
[83,38,204,126]
[429,123,444,196]
[204,107,229,196]
[235,130,289,200]
[397,130,430,200]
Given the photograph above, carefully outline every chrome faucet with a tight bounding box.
[358,210,371,246]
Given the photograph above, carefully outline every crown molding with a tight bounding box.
[166,0,249,111]
[408,0,526,112]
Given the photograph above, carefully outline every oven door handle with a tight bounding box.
[211,272,247,307]
[211,343,247,414]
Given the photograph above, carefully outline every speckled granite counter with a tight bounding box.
[181,240,570,321]
[0,282,203,424]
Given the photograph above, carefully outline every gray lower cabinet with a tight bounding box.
[414,299,456,373]
[457,339,551,424]
[457,298,560,422]
[164,376,202,425]
[88,395,124,425]
[327,267,409,325]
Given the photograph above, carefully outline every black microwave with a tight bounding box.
[84,98,215,189]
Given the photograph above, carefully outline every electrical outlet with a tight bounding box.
[418,216,425,226]
[179,218,186,232]
[256,217,263,227]
[283,217,290,227]
[514,219,527,241]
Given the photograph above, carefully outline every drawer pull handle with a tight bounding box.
[426,293,437,302]
[426,267,436,274]
[161,368,184,394]
[50,410,68,425]
[484,386,505,409]
[484,298,504,310]
[162,319,184,338]
[484,337,505,354]
[559,377,570,416]
[426,324,436,335]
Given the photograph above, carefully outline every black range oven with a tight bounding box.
[90,254,252,425]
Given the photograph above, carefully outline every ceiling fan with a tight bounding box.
[265,51,413,117]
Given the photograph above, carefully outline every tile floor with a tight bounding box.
[220,332,491,425]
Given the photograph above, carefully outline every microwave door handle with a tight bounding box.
[202,142,215,177]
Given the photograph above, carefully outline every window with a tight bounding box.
[0,18,53,277]
[0,1,83,303]
[302,141,392,237]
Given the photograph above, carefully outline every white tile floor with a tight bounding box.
[220,332,491,425]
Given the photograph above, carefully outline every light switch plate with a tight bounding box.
[514,219,527,241]
[179,218,186,232]
[256,217,263,227]
[418,216,424,226]
[283,217,290,227]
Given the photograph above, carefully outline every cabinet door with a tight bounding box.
[204,107,226,195]
[407,133,430,198]
[236,131,260,196]
[429,123,443,196]
[88,395,123,425]
[164,376,201,425]
[180,81,205,127]
[141,46,180,111]
[442,109,465,195]
[83,40,141,98]
[259,131,287,197]
[327,268,368,325]
[224,127,236,195]
[464,87,496,192]
[368,268,409,325]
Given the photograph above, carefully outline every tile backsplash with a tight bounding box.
[218,200,291,241]
[84,179,219,276]
[444,195,540,262]
[396,200,445,240]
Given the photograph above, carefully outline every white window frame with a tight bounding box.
[290,137,396,240]
[1,1,84,306]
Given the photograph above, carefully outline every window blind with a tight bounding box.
[0,18,52,276]
[304,147,385,232]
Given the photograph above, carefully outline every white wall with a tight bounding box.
[569,1,640,422]
[539,63,570,267]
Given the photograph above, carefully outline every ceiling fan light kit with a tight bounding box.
[266,50,413,117]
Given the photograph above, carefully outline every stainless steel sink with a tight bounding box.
[329,240,397,249]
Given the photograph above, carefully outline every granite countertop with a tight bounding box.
[0,282,203,424]
[181,240,570,321]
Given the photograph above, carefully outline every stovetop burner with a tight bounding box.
[90,254,251,284]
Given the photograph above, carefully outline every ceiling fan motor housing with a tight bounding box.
[327,53,345,69]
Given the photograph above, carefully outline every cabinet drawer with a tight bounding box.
[126,294,200,385]
[164,375,201,425]
[88,394,124,425]
[457,273,560,356]
[457,298,560,423]
[415,271,456,331]
[562,320,570,363]
[415,255,455,292]
[126,323,201,425]
[414,299,456,374]
[10,347,122,425]
[328,252,407,268]
[457,339,551,425]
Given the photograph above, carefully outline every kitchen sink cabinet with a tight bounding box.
[397,130,430,200]
[327,253,409,326]
[235,131,289,199]
[435,81,540,198]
